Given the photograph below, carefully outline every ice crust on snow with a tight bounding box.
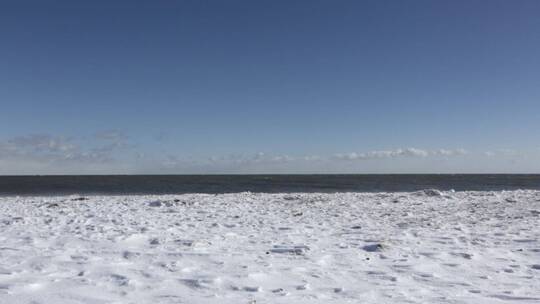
[0,190,539,303]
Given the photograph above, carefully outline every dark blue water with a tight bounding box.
[0,175,539,196]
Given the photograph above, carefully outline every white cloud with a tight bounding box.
[0,132,135,174]
[302,155,321,161]
[432,148,468,156]
[401,148,430,157]
[335,148,428,160]
[482,149,524,157]
[335,148,467,160]
[4,132,536,174]
[205,152,296,165]
[6,134,77,154]
[270,155,294,163]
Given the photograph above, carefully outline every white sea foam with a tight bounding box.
[0,191,539,303]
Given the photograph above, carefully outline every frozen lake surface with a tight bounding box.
[1,190,539,303]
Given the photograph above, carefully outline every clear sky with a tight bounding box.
[1,0,539,174]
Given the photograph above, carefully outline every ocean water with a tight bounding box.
[0,174,539,196]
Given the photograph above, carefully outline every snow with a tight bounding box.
[0,190,539,303]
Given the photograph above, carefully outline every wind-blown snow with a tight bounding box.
[0,191,539,303]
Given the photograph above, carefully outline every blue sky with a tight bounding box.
[1,0,539,174]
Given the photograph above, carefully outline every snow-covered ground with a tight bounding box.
[1,190,539,303]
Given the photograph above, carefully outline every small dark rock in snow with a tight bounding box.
[71,197,89,201]
[293,212,303,217]
[149,238,160,245]
[531,264,540,270]
[174,239,194,246]
[148,201,162,207]
[296,284,309,290]
[351,225,362,229]
[461,253,473,259]
[423,189,443,197]
[283,195,299,201]
[243,286,261,292]
[362,243,384,252]
[269,245,310,255]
